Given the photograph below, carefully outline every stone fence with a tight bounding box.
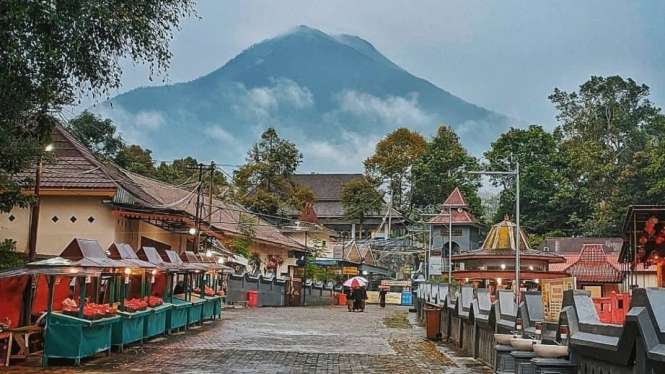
[226,273,341,307]
[415,282,665,374]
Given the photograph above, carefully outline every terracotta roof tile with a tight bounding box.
[298,202,320,225]
[429,209,480,225]
[442,187,468,207]
[549,254,653,273]
[115,169,306,251]
[291,174,363,200]
[16,126,117,190]
[564,244,624,283]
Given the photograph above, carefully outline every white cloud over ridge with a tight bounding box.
[93,106,165,145]
[334,90,434,128]
[231,78,314,121]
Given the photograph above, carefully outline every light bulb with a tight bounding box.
[189,228,197,235]
[124,268,131,275]
[44,144,54,152]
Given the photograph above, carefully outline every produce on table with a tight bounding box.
[124,298,148,313]
[205,286,215,297]
[147,296,163,307]
[61,298,117,320]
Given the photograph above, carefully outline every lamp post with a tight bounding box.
[448,205,452,282]
[469,156,521,301]
[27,144,54,262]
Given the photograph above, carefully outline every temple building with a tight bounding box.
[451,215,568,292]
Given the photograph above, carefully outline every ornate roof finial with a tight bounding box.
[503,214,510,221]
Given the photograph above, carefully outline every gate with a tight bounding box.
[286,280,303,306]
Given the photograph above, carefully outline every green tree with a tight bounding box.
[549,76,665,236]
[411,125,482,217]
[115,145,157,177]
[155,157,227,196]
[233,127,313,216]
[0,0,195,213]
[67,110,124,159]
[364,128,428,212]
[484,125,578,235]
[340,177,384,236]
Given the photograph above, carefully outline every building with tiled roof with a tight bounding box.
[288,173,404,239]
[450,215,568,290]
[428,188,483,276]
[1,126,306,274]
[565,244,623,284]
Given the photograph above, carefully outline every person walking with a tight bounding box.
[352,286,362,312]
[344,286,353,312]
[360,286,368,312]
[378,288,387,309]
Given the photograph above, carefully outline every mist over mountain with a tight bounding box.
[96,25,523,171]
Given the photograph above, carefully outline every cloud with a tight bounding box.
[92,106,165,145]
[231,78,314,121]
[205,125,235,142]
[297,130,381,172]
[333,90,434,128]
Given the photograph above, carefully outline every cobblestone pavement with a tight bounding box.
[1,305,491,374]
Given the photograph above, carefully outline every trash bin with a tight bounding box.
[424,308,441,340]
[338,293,347,306]
[248,290,258,307]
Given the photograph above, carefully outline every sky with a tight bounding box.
[76,1,665,195]
[101,0,665,130]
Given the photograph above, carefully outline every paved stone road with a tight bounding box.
[2,305,491,373]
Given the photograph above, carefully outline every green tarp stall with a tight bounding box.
[27,238,133,367]
[137,246,190,334]
[143,304,172,338]
[45,312,120,366]
[108,243,172,342]
[166,298,190,332]
[110,309,150,352]
[180,251,233,321]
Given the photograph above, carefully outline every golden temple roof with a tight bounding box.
[481,215,532,251]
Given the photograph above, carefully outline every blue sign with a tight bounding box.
[401,291,412,306]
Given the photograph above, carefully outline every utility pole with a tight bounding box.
[27,144,53,262]
[187,162,215,253]
[448,205,452,282]
[387,187,393,240]
[469,156,521,301]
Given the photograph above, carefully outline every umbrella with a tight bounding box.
[343,276,368,288]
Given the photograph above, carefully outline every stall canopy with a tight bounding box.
[107,243,157,269]
[136,246,181,271]
[30,238,133,269]
[161,249,203,271]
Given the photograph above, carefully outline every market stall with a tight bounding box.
[27,238,132,366]
[106,244,163,351]
[161,250,205,326]
[180,251,229,322]
[137,247,192,334]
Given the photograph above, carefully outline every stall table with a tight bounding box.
[186,297,206,326]
[166,298,191,334]
[9,325,43,363]
[43,312,119,366]
[1,331,10,367]
[143,304,172,339]
[111,309,150,352]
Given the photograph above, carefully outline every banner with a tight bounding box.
[380,280,411,287]
[342,267,358,275]
[366,291,403,305]
[542,277,576,322]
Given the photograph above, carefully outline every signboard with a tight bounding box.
[381,280,411,287]
[342,267,358,275]
[366,291,403,305]
[429,256,442,276]
[542,277,576,322]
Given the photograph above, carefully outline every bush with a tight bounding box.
[0,239,26,269]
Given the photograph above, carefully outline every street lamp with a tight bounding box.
[469,155,521,301]
[27,143,54,262]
